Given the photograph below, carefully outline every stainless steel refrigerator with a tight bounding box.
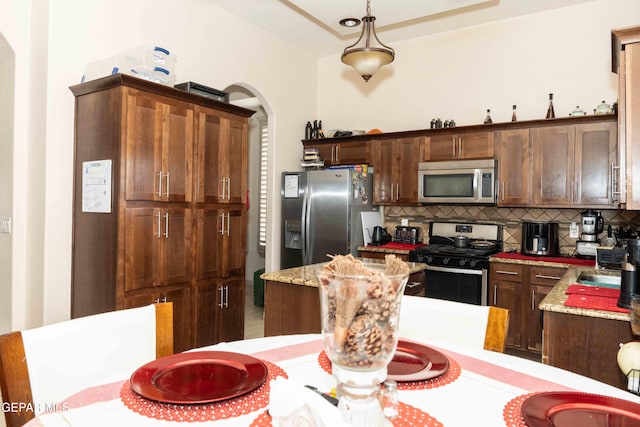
[281,166,377,268]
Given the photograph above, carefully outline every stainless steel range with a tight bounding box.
[409,222,503,305]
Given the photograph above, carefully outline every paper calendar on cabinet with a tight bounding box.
[82,159,112,213]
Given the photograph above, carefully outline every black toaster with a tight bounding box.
[393,226,422,244]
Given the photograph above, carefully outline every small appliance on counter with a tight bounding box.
[393,226,422,244]
[579,209,604,242]
[618,238,640,308]
[369,226,391,246]
[521,221,559,256]
[596,246,625,270]
[575,210,605,258]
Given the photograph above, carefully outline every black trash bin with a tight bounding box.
[253,268,265,307]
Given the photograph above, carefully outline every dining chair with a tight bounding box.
[399,296,510,353]
[0,302,173,427]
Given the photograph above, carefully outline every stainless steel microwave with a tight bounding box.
[418,159,497,204]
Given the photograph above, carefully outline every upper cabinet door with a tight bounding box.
[195,107,248,204]
[124,90,193,202]
[531,126,575,206]
[573,121,617,207]
[496,129,531,206]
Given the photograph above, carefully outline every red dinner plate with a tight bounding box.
[387,340,449,382]
[521,392,640,427]
[130,351,268,404]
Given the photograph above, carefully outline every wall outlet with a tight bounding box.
[401,218,409,226]
[0,217,11,234]
[569,222,579,238]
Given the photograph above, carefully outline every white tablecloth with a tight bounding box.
[24,334,640,427]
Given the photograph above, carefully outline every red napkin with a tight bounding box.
[564,284,628,313]
[371,242,426,250]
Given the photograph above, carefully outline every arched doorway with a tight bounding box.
[226,84,271,339]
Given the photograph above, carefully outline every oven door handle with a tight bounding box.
[425,265,484,275]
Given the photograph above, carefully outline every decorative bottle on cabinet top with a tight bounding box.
[511,105,517,122]
[546,93,555,119]
[484,109,493,124]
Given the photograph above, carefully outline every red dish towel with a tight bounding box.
[564,284,628,313]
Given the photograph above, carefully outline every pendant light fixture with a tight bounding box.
[341,0,395,82]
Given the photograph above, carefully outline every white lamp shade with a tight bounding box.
[342,49,393,80]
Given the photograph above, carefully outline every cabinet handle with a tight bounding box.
[218,286,224,308]
[535,274,561,280]
[156,212,161,238]
[493,284,497,305]
[163,212,169,238]
[157,171,163,198]
[226,212,231,236]
[495,270,518,275]
[165,172,170,197]
[224,285,229,308]
[220,213,225,235]
[227,177,231,200]
[611,162,622,203]
[458,137,463,158]
[335,145,340,162]
[531,289,535,311]
[220,178,226,199]
[407,281,421,289]
[452,137,456,157]
[501,182,505,201]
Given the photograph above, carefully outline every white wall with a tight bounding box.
[317,0,640,132]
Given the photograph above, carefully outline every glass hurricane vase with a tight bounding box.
[316,263,408,427]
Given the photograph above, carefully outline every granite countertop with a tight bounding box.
[261,259,427,288]
[539,266,629,322]
[358,243,425,254]
[489,252,596,268]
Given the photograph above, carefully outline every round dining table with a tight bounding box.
[23,333,640,427]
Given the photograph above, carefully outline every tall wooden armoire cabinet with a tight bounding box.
[70,75,253,352]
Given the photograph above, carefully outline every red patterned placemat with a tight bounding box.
[317,350,461,390]
[120,360,287,422]
[503,392,539,427]
[249,401,444,427]
[566,284,620,298]
[564,293,629,313]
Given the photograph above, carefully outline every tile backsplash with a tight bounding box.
[384,206,640,256]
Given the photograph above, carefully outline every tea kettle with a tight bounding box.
[368,226,390,246]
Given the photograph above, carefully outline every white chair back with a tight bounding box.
[21,304,157,414]
[399,296,490,349]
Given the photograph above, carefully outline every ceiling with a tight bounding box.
[208,0,595,57]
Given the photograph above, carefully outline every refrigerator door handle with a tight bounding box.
[302,186,310,265]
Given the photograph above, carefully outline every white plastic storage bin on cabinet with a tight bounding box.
[82,46,177,86]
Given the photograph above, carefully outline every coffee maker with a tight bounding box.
[618,238,640,308]
[576,210,604,258]
[580,209,604,242]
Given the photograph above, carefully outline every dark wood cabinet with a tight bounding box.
[70,75,253,352]
[531,122,617,207]
[423,130,494,161]
[526,266,565,353]
[303,140,370,166]
[195,106,248,204]
[612,26,640,209]
[124,91,193,203]
[193,277,245,347]
[490,262,566,355]
[372,137,422,204]
[496,129,531,206]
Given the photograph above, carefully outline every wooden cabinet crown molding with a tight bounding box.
[70,74,255,118]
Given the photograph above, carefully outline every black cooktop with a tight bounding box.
[414,244,500,258]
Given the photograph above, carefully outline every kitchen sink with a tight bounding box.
[576,272,621,288]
